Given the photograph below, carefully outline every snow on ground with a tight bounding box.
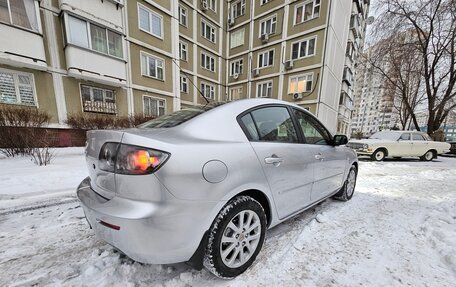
[0,148,87,210]
[0,151,455,287]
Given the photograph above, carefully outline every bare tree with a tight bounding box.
[370,0,456,137]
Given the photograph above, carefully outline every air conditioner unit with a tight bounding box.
[293,92,303,100]
[285,60,294,70]
[261,33,269,44]
[252,69,260,77]
[233,73,239,79]
[201,0,208,11]
[228,17,235,26]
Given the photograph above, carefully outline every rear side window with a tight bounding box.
[247,107,298,143]
[240,113,259,141]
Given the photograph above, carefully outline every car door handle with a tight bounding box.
[264,156,284,165]
[315,153,325,160]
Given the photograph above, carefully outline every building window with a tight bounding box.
[67,15,123,58]
[0,0,39,32]
[228,86,243,101]
[208,0,217,12]
[180,75,188,93]
[288,73,313,94]
[231,0,246,18]
[291,37,316,60]
[179,41,188,61]
[230,59,243,76]
[178,5,187,26]
[138,4,163,38]
[257,81,273,98]
[143,96,165,117]
[0,69,36,106]
[258,50,274,68]
[230,28,245,48]
[201,19,216,43]
[295,0,320,24]
[260,0,272,5]
[201,52,216,72]
[141,52,164,80]
[80,85,117,114]
[201,82,215,99]
[259,15,277,36]
[346,41,355,60]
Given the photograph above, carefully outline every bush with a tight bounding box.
[65,113,156,130]
[0,105,52,159]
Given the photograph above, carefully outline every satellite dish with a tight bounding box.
[366,16,375,25]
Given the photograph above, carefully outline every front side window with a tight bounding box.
[180,75,188,93]
[201,53,216,72]
[138,4,162,38]
[289,74,313,93]
[257,81,272,98]
[0,69,36,106]
[230,28,245,48]
[0,0,39,32]
[81,85,117,114]
[201,20,216,43]
[295,0,321,24]
[67,15,123,58]
[250,107,298,143]
[412,133,425,141]
[141,53,164,80]
[291,37,316,60]
[201,82,215,99]
[143,96,165,117]
[178,5,187,26]
[258,50,274,68]
[230,59,243,76]
[260,15,277,36]
[294,109,331,145]
[231,0,246,18]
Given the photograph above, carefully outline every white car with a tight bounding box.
[347,131,451,161]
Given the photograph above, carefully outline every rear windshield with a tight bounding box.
[138,102,225,128]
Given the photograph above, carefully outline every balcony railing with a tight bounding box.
[83,101,117,114]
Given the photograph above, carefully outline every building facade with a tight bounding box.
[0,0,369,134]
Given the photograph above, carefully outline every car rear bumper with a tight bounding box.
[77,177,217,264]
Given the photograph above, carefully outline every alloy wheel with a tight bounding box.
[220,210,261,268]
[346,169,356,197]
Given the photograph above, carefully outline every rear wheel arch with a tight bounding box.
[235,189,272,227]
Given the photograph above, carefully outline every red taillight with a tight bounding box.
[99,143,170,175]
[97,219,120,230]
[127,150,160,171]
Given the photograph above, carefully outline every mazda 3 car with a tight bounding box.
[77,98,358,278]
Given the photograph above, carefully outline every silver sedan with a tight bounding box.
[77,98,358,278]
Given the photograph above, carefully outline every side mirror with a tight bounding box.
[333,135,348,146]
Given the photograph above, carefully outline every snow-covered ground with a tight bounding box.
[0,150,455,287]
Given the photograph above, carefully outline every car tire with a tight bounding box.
[420,150,435,161]
[371,149,386,161]
[334,165,357,201]
[203,196,267,279]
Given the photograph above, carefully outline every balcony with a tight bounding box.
[59,0,123,28]
[62,12,127,86]
[350,15,360,39]
[0,0,46,69]
[65,45,127,87]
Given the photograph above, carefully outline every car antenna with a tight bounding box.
[171,58,210,105]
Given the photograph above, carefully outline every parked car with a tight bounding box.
[77,99,358,278]
[445,136,456,154]
[347,131,451,161]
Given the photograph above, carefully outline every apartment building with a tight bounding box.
[350,54,399,136]
[0,0,369,134]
